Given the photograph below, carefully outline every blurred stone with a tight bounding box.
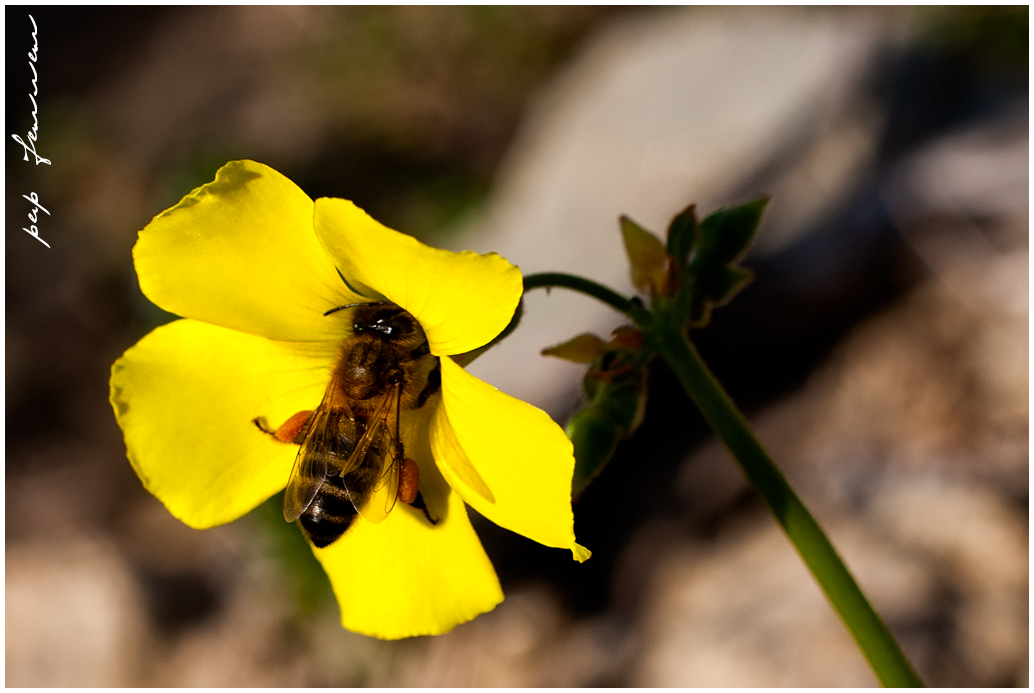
[631,520,934,686]
[115,497,250,639]
[382,585,631,686]
[6,457,127,541]
[5,537,150,686]
[458,6,892,415]
[118,496,244,577]
[301,607,397,686]
[670,111,1027,686]
[872,476,1028,685]
[150,552,397,686]
[150,558,306,686]
[882,105,1029,229]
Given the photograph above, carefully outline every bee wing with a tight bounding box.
[353,418,402,525]
[282,394,357,523]
[341,389,401,525]
[282,417,327,522]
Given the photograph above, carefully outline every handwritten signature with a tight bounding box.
[12,15,52,248]
[11,15,51,166]
[22,193,51,248]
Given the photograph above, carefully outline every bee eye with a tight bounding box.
[357,316,398,337]
[351,305,415,337]
[386,315,412,335]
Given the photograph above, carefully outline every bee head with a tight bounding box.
[351,303,419,340]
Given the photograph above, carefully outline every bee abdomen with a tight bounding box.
[298,475,358,548]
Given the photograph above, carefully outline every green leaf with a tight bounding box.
[679,197,768,327]
[688,266,753,326]
[693,197,768,266]
[566,350,648,498]
[665,204,698,267]
[567,408,622,495]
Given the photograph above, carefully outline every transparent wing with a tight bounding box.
[360,417,402,524]
[341,388,401,525]
[282,415,327,522]
[282,390,357,522]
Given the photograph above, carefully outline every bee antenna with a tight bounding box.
[324,301,390,317]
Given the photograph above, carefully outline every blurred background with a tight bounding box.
[5,6,1028,686]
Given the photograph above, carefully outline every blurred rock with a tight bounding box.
[872,477,1028,685]
[459,6,893,415]
[631,521,923,686]
[149,558,308,686]
[6,458,124,541]
[382,585,632,687]
[116,497,247,639]
[147,547,400,686]
[669,111,1027,686]
[6,536,151,686]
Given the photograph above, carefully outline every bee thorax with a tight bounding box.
[337,339,404,401]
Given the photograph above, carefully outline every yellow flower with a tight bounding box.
[110,160,589,639]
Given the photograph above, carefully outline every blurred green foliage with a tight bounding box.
[566,343,648,498]
[548,199,768,497]
[305,7,629,243]
[251,493,337,618]
[918,6,1028,78]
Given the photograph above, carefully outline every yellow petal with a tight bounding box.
[431,358,588,560]
[110,319,337,528]
[314,410,503,638]
[134,160,360,341]
[313,198,522,356]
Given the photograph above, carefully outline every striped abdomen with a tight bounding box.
[298,473,358,548]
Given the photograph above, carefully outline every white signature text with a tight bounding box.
[22,192,51,248]
[11,15,51,166]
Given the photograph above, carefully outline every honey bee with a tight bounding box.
[254,302,441,548]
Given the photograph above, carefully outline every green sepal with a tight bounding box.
[693,198,767,266]
[620,215,669,296]
[566,349,648,498]
[687,265,754,327]
[682,197,767,327]
[567,408,622,495]
[665,204,698,267]
[541,333,608,364]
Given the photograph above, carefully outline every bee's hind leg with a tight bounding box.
[409,491,438,525]
[253,410,312,444]
[398,457,438,524]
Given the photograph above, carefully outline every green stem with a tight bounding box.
[523,272,639,317]
[653,326,922,687]
[524,271,920,685]
[461,273,637,368]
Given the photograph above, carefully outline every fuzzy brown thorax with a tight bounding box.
[330,303,440,413]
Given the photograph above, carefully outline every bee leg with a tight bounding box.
[252,417,277,436]
[253,410,312,444]
[409,491,438,526]
[398,457,420,504]
[398,457,438,525]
